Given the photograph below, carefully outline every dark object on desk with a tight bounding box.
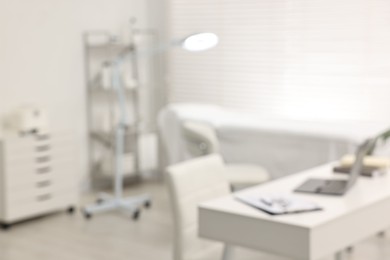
[235,193,322,215]
[333,165,385,177]
[294,178,349,195]
[294,138,375,196]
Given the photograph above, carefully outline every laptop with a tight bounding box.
[294,138,375,196]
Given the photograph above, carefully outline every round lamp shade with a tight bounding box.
[182,32,219,52]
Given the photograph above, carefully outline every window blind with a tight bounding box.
[167,0,390,121]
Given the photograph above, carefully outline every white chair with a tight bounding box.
[182,121,270,190]
[166,154,231,260]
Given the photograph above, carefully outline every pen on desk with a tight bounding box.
[260,198,273,207]
[261,198,291,208]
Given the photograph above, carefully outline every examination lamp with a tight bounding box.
[116,32,219,59]
[181,32,219,52]
[83,30,219,219]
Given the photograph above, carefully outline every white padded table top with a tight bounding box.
[159,103,389,178]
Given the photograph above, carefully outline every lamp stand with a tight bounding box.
[83,49,151,220]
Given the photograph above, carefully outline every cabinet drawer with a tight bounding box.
[4,137,50,158]
[6,166,77,200]
[5,151,51,169]
[3,134,75,161]
[3,137,34,151]
[4,150,35,165]
[5,161,52,184]
[6,184,55,204]
[3,192,78,222]
[6,171,53,189]
[5,151,74,177]
[6,157,77,188]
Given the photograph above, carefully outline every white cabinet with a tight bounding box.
[0,133,79,226]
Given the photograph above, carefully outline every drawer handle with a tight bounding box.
[37,167,51,174]
[36,194,51,201]
[36,145,50,152]
[36,180,51,188]
[36,156,50,163]
[36,134,50,141]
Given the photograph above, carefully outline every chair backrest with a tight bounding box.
[182,121,220,157]
[157,103,225,166]
[166,154,230,260]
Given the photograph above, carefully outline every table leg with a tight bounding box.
[335,251,343,260]
[222,244,233,260]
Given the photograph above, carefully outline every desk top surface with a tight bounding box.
[200,162,390,229]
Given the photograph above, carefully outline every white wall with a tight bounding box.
[168,0,390,124]
[0,0,159,191]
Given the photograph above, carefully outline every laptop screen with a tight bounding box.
[346,138,376,189]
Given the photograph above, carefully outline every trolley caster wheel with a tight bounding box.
[1,223,11,230]
[132,210,141,220]
[67,206,76,215]
[144,200,151,209]
[84,211,92,220]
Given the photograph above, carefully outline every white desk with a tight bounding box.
[199,163,390,260]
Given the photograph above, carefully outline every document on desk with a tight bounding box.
[235,193,322,215]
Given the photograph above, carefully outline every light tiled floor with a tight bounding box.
[0,181,389,260]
